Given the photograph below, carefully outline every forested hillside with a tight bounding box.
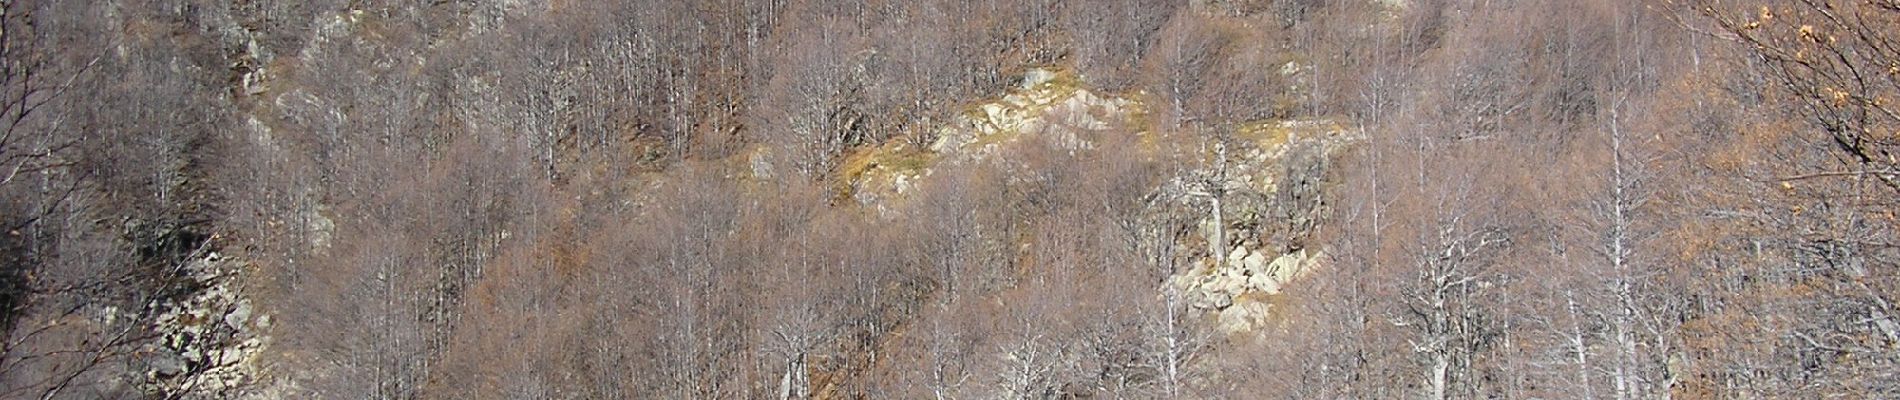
[1,0,1896,398]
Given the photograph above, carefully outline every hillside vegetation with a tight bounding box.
[1,0,1897,399]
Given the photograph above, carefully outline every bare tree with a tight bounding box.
[0,2,229,398]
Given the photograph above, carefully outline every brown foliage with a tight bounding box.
[8,0,1900,398]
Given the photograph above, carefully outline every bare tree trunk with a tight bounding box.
[1602,104,1651,400]
[1161,285,1186,398]
[1566,292,1595,400]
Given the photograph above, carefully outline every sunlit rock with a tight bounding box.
[1217,300,1271,334]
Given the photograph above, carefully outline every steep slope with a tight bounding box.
[842,66,1356,339]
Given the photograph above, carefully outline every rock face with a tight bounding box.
[1172,247,1324,334]
[846,68,1351,336]
[143,252,271,399]
[926,67,1138,158]
[1218,299,1274,334]
[849,67,1143,212]
[1165,117,1353,335]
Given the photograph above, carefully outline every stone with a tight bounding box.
[1212,273,1246,297]
[1217,307,1250,333]
[151,351,187,377]
[1279,61,1302,77]
[301,203,336,250]
[1069,89,1101,108]
[242,70,269,95]
[225,301,253,329]
[1268,250,1306,282]
[1217,300,1271,334]
[1247,273,1281,295]
[1208,292,1234,309]
[1242,251,1269,275]
[1189,289,1231,310]
[218,349,243,366]
[1022,68,1057,90]
[1019,118,1047,137]
[981,104,1009,124]
[892,174,912,194]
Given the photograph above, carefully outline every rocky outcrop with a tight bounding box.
[845,68,1352,336]
[1173,248,1323,334]
[926,68,1139,158]
[142,252,273,398]
[1166,118,1354,335]
[844,67,1145,212]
